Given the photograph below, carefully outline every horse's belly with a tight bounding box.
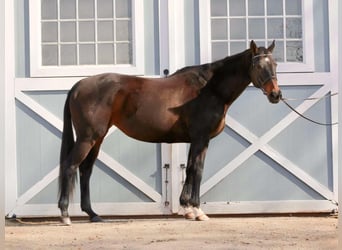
[114,111,189,143]
[110,82,194,143]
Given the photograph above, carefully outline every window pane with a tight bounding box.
[98,44,114,64]
[78,0,95,18]
[272,40,284,62]
[116,43,131,64]
[116,20,131,41]
[42,22,58,42]
[229,0,245,16]
[211,19,228,40]
[230,19,246,39]
[97,0,113,18]
[286,41,303,62]
[211,0,227,16]
[267,0,283,15]
[42,45,58,65]
[41,0,57,20]
[286,0,301,15]
[60,22,76,42]
[248,0,264,16]
[208,0,305,65]
[267,18,283,39]
[79,21,95,42]
[98,21,114,41]
[116,0,132,18]
[79,44,96,65]
[60,45,77,65]
[212,42,228,60]
[230,42,246,55]
[248,18,265,39]
[36,0,140,74]
[60,0,76,19]
[286,18,302,38]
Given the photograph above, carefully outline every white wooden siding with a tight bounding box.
[4,0,339,217]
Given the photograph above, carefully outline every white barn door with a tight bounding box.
[6,0,178,218]
[193,0,338,214]
[11,79,174,217]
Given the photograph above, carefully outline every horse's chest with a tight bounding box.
[210,116,226,138]
[209,105,229,138]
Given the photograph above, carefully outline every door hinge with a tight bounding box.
[163,163,170,206]
[180,163,186,184]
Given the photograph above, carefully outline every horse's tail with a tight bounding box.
[58,89,76,198]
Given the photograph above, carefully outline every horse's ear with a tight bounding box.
[250,40,258,55]
[268,40,275,52]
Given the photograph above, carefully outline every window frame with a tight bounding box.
[199,0,314,73]
[29,0,144,77]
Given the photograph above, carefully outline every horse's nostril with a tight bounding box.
[271,91,281,99]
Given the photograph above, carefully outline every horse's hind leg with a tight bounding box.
[79,140,103,222]
[58,140,95,225]
[58,158,78,225]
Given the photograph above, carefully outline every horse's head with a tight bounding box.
[249,40,282,104]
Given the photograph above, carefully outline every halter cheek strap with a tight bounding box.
[252,53,276,88]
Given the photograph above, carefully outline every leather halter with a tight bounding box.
[251,53,277,89]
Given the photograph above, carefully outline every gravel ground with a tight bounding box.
[5,216,338,250]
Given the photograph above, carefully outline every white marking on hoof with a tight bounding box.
[181,206,195,220]
[185,212,196,220]
[61,216,72,226]
[196,214,210,221]
[193,207,210,221]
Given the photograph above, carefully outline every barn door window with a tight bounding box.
[200,0,314,72]
[29,0,144,77]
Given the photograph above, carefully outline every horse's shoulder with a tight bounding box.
[180,68,212,89]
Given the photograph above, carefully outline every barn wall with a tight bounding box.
[6,0,338,217]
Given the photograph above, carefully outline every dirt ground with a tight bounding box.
[5,216,338,250]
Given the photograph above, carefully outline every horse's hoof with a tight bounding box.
[184,212,195,220]
[90,215,103,223]
[193,207,209,221]
[61,216,72,226]
[196,214,210,221]
[182,206,195,220]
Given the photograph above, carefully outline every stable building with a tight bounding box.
[3,0,338,218]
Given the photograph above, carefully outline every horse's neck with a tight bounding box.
[214,49,252,77]
[206,50,252,104]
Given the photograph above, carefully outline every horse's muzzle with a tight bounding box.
[261,78,281,104]
[267,90,282,104]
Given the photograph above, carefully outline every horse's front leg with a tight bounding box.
[180,140,210,221]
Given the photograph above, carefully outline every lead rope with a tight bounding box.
[280,92,338,126]
[281,92,338,101]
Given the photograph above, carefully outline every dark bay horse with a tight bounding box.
[58,40,281,224]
